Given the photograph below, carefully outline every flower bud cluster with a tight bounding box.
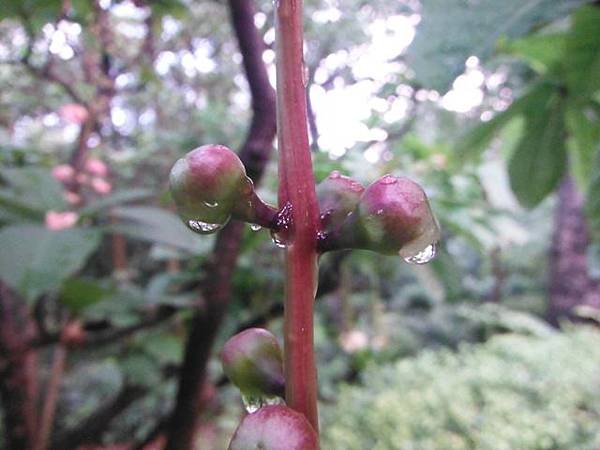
[169,145,440,263]
[316,171,440,264]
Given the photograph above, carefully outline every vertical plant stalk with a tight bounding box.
[275,0,320,433]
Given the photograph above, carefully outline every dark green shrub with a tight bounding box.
[323,327,600,450]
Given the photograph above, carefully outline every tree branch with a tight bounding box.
[0,282,39,450]
[30,306,178,352]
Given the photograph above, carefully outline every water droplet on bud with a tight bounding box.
[187,219,226,234]
[203,201,218,208]
[242,394,284,414]
[250,223,262,232]
[401,242,437,265]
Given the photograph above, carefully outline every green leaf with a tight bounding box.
[120,353,160,387]
[564,6,600,99]
[586,162,600,243]
[110,206,210,253]
[407,0,588,92]
[508,90,567,207]
[501,33,567,74]
[0,167,66,220]
[0,0,61,25]
[0,225,101,302]
[60,278,113,314]
[456,82,554,160]
[140,334,183,365]
[566,102,600,190]
[79,189,154,216]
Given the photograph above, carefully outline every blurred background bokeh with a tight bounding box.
[0,0,599,449]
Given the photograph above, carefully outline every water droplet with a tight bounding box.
[250,223,262,231]
[401,242,438,265]
[270,202,293,248]
[203,201,218,208]
[242,394,284,414]
[329,170,341,179]
[270,230,287,248]
[187,219,225,234]
[319,210,333,228]
[302,62,309,88]
[313,259,319,299]
[380,175,398,185]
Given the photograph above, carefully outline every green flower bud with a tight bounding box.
[169,145,276,234]
[329,174,440,263]
[228,405,319,450]
[220,328,285,402]
[316,171,364,233]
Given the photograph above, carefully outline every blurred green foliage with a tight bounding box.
[323,327,600,450]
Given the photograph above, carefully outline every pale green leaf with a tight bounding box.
[456,83,554,160]
[566,102,600,190]
[564,6,600,98]
[508,91,568,207]
[501,33,567,73]
[110,206,211,253]
[408,0,587,92]
[0,225,101,302]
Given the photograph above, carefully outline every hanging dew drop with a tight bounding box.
[270,230,287,248]
[250,223,262,231]
[203,201,218,208]
[242,394,284,413]
[242,394,262,414]
[187,220,224,234]
[401,242,438,265]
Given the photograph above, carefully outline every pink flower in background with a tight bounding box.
[91,177,112,195]
[64,191,82,206]
[339,330,369,353]
[52,164,75,183]
[84,158,109,177]
[45,211,79,230]
[58,103,89,125]
[76,173,89,184]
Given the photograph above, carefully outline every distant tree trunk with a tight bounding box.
[547,177,600,325]
[0,282,38,450]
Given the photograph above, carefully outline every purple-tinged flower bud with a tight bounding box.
[355,175,440,262]
[228,405,319,450]
[221,328,285,404]
[316,171,364,233]
[322,174,440,263]
[170,145,276,234]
